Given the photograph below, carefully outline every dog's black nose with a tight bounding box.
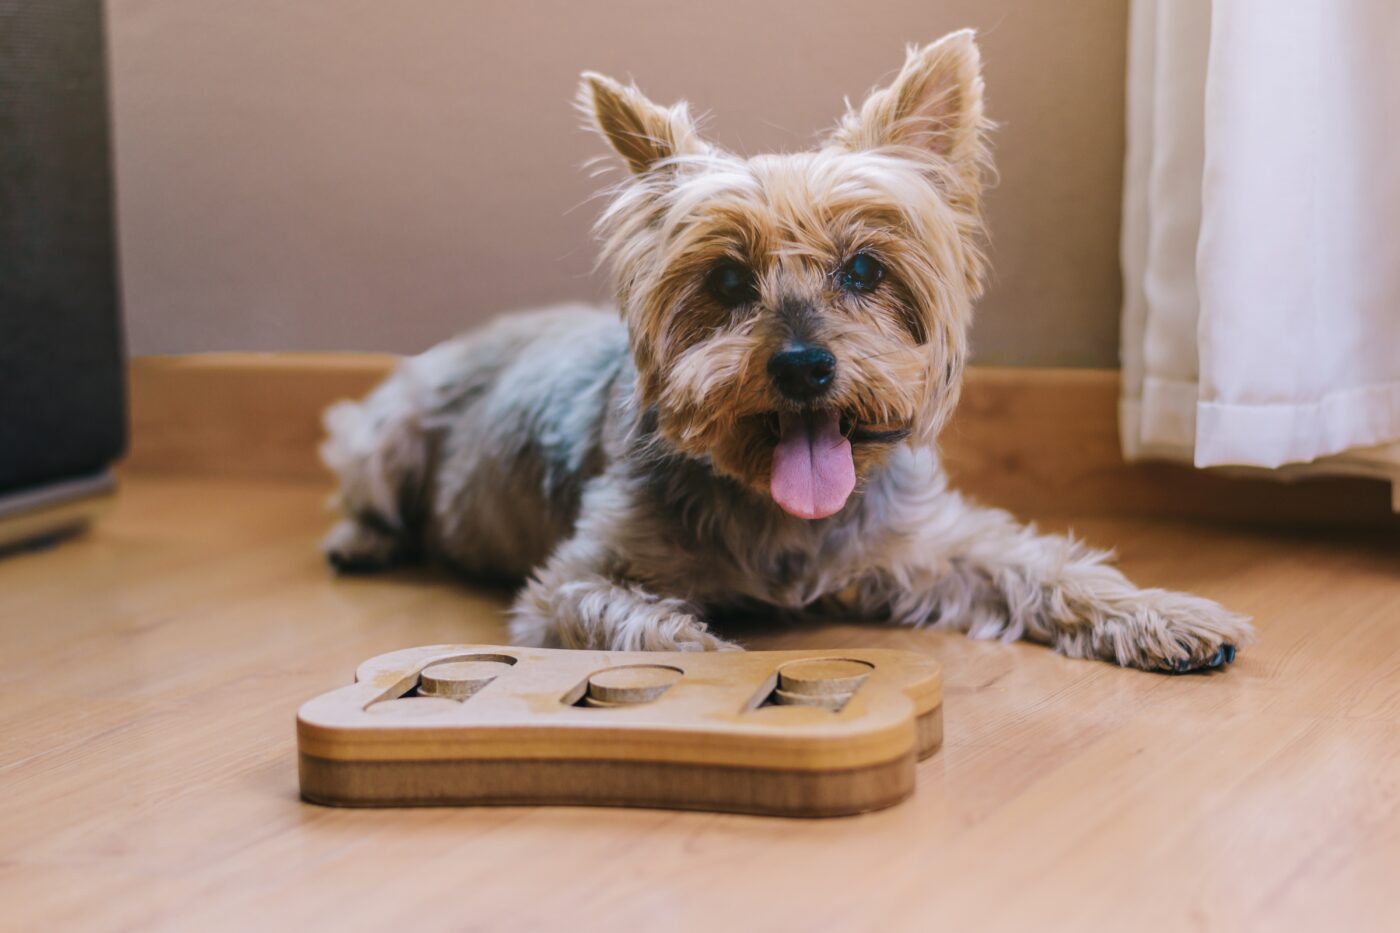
[768,344,837,400]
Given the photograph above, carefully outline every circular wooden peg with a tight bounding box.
[772,687,850,710]
[777,659,873,697]
[419,658,515,699]
[586,665,684,704]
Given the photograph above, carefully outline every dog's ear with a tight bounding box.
[579,72,708,176]
[829,30,988,191]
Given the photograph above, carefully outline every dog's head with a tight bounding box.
[582,30,990,519]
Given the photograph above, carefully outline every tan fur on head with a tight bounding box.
[579,31,992,495]
[829,30,991,222]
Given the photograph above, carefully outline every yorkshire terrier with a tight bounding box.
[321,30,1253,672]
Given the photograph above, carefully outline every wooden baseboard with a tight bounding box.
[127,353,392,480]
[125,354,1398,526]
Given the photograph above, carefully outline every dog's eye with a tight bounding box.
[839,252,885,293]
[705,262,758,307]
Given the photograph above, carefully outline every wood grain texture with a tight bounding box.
[125,354,1398,524]
[2,474,1397,929]
[299,750,920,817]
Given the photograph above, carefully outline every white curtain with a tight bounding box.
[1121,0,1400,504]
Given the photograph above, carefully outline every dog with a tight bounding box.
[320,30,1253,672]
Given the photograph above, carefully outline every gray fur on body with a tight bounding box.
[322,306,1253,670]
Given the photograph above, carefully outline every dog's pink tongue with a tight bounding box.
[770,410,856,520]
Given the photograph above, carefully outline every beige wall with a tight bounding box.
[109,0,1127,366]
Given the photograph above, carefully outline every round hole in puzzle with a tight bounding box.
[586,665,684,705]
[365,696,463,717]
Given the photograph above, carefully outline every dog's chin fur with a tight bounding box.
[320,30,1255,673]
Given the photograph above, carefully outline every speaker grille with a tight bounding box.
[0,0,126,493]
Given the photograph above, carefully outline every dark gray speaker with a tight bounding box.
[0,1,124,546]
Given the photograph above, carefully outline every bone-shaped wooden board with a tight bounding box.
[297,644,943,817]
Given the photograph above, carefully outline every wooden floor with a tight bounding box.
[2,474,1397,932]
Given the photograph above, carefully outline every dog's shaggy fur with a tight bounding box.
[321,31,1253,671]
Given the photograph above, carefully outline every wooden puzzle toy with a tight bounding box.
[297,643,942,817]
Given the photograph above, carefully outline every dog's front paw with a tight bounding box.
[653,618,742,652]
[624,606,741,652]
[511,576,741,652]
[1084,589,1255,674]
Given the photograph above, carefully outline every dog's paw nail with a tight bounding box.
[1165,643,1238,674]
[1205,644,1239,668]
